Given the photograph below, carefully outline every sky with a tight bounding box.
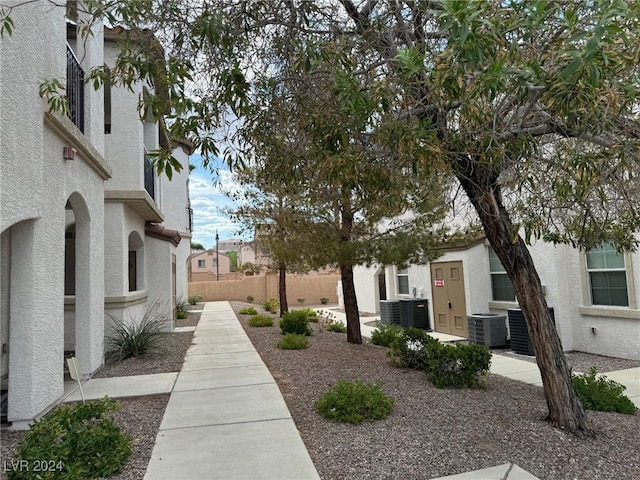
[188,154,249,249]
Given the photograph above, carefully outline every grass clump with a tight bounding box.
[277,333,309,350]
[371,323,404,347]
[248,314,274,327]
[262,298,280,313]
[572,367,637,414]
[8,398,131,480]
[316,380,393,423]
[239,306,258,315]
[188,295,202,305]
[105,311,164,363]
[246,295,254,303]
[294,307,318,321]
[280,310,312,335]
[326,321,347,333]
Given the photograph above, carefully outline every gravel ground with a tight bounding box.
[231,301,640,480]
[2,302,638,480]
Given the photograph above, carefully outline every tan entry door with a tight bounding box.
[430,261,468,337]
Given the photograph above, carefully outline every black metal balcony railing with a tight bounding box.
[144,155,156,200]
[66,44,85,133]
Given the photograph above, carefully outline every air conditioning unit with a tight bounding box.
[508,308,555,356]
[467,313,507,347]
[399,298,430,330]
[380,300,401,325]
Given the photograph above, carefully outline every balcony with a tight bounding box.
[66,44,84,133]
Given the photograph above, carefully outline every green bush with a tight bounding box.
[105,312,164,363]
[175,297,189,317]
[248,315,274,327]
[320,297,329,304]
[316,380,393,423]
[294,307,318,320]
[8,398,132,480]
[297,297,305,305]
[176,310,189,319]
[326,321,347,333]
[278,333,309,350]
[280,310,312,335]
[188,295,202,305]
[246,295,254,303]
[388,327,435,370]
[423,342,492,388]
[572,367,637,414]
[371,323,404,347]
[262,297,280,313]
[239,306,258,315]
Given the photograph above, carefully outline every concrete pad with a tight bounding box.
[191,330,249,342]
[501,370,543,386]
[601,367,640,397]
[160,383,291,430]
[186,341,258,355]
[173,364,274,391]
[431,463,540,479]
[182,351,265,371]
[62,373,177,402]
[143,419,320,480]
[490,356,539,375]
[173,326,196,333]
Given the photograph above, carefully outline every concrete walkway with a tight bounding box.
[60,302,639,480]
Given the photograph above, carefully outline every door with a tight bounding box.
[430,261,468,337]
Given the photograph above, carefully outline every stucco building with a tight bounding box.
[0,5,192,427]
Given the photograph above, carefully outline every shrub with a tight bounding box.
[326,321,347,333]
[280,310,312,335]
[371,323,404,347]
[423,342,492,388]
[316,380,393,423]
[176,310,189,319]
[105,310,164,363]
[248,315,274,327]
[294,307,318,320]
[297,297,305,305]
[246,295,254,303]
[388,327,435,370]
[572,367,637,414]
[320,297,329,305]
[278,334,309,350]
[8,398,132,480]
[239,306,258,315]
[188,295,202,305]
[262,297,280,313]
[175,297,189,316]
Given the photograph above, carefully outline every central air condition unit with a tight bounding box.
[467,313,507,347]
[399,298,431,330]
[508,308,555,356]
[379,300,401,325]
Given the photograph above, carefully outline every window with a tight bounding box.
[128,251,137,291]
[397,268,409,295]
[212,258,218,267]
[586,244,629,307]
[489,248,516,302]
[197,259,205,268]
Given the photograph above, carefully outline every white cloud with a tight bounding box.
[188,162,248,249]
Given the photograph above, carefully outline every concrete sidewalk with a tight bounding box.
[142,301,320,480]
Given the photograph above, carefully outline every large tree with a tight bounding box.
[5,0,639,434]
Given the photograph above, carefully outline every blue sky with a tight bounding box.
[188,154,249,249]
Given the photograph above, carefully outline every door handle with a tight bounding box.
[448,301,452,309]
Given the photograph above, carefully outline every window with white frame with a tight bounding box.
[213,258,218,267]
[489,248,516,302]
[397,268,409,295]
[586,243,629,307]
[197,259,205,268]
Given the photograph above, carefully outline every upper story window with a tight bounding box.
[397,268,409,295]
[489,248,516,302]
[586,243,629,307]
[197,259,205,268]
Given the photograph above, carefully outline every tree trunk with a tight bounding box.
[454,160,591,435]
[278,259,288,317]
[340,263,362,344]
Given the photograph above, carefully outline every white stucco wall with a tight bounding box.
[0,6,108,425]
